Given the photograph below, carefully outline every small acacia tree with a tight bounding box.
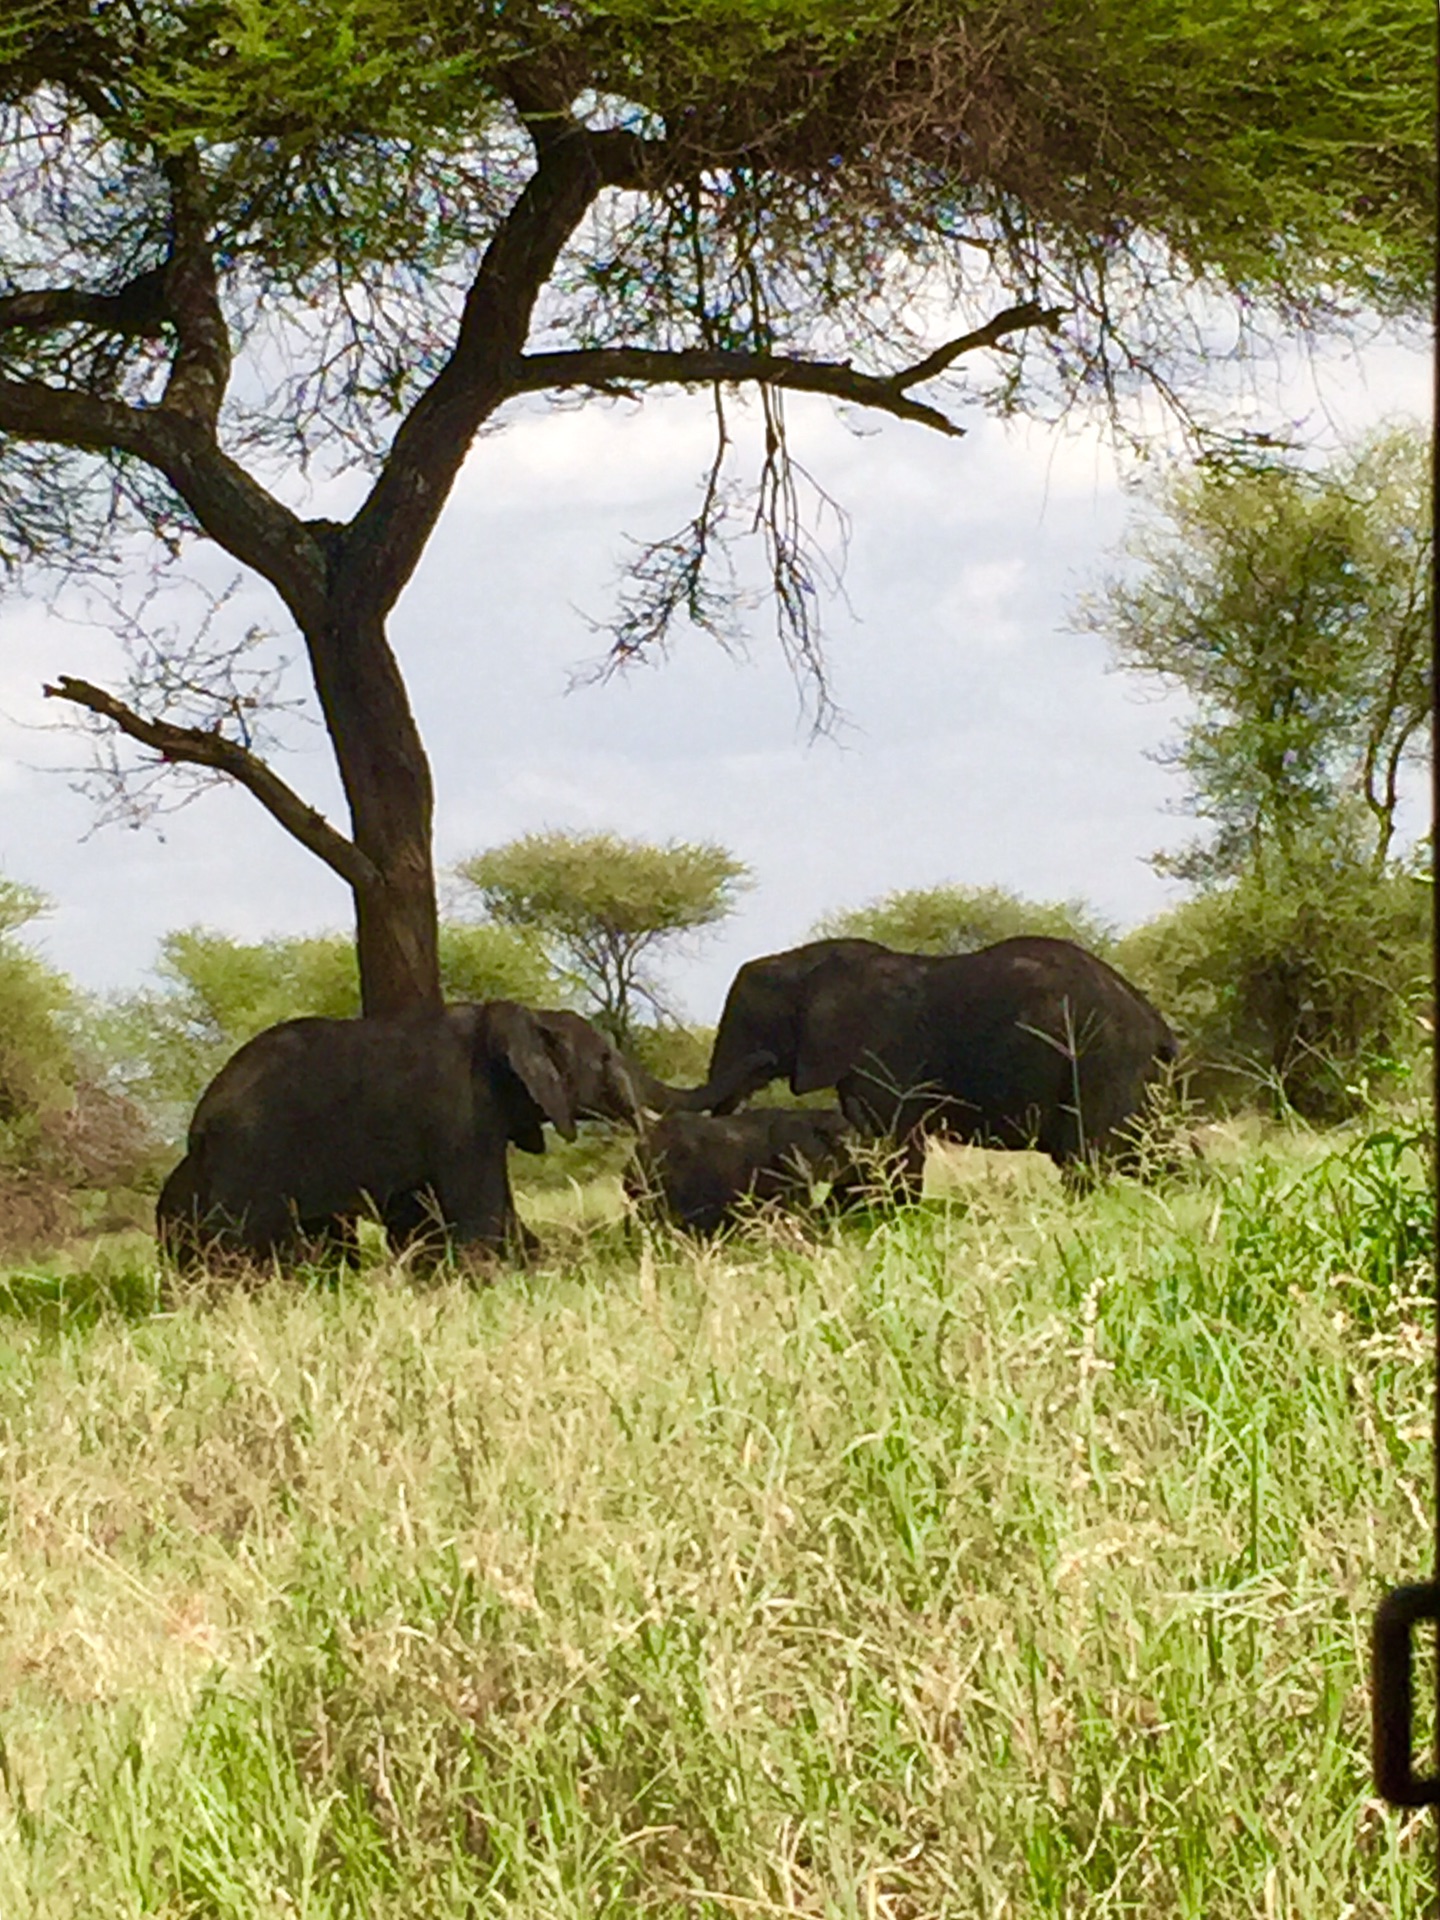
[1,2,1428,1013]
[1074,427,1432,883]
[819,882,1114,956]
[457,830,749,1043]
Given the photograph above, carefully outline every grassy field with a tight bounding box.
[0,1122,1431,1916]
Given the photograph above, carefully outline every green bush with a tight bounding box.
[0,936,74,1134]
[625,1022,715,1085]
[0,880,160,1246]
[1117,853,1431,1119]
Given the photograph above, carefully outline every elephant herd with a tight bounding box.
[157,934,1181,1269]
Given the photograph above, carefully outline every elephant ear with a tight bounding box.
[481,1002,578,1144]
[792,962,872,1095]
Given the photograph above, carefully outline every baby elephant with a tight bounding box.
[627,1106,862,1234]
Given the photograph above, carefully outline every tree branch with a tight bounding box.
[890,301,1068,388]
[0,266,170,339]
[0,374,328,628]
[42,675,379,894]
[341,130,608,615]
[158,149,232,427]
[512,345,966,434]
[511,303,1066,432]
[0,370,155,455]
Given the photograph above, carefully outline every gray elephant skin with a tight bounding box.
[157,1001,720,1267]
[695,936,1179,1176]
[627,1107,861,1234]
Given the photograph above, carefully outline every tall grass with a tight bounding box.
[0,1125,1430,1916]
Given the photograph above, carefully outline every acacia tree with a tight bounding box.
[1,2,1429,1014]
[458,830,749,1043]
[818,882,1114,956]
[1075,427,1432,882]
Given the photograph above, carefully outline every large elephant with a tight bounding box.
[626,1106,862,1234]
[157,1001,754,1268]
[693,936,1179,1178]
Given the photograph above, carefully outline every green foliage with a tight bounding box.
[0,880,158,1239]
[1079,427,1435,1124]
[818,882,1115,956]
[0,875,48,938]
[457,831,750,1041]
[0,930,74,1133]
[111,922,557,1127]
[436,920,560,1009]
[5,0,1427,317]
[1117,850,1431,1119]
[0,876,76,1157]
[1,0,1430,581]
[1077,427,1432,882]
[625,1021,715,1087]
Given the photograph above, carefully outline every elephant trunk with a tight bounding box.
[618,1047,779,1118]
[659,1045,780,1115]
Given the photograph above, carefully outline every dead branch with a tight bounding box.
[42,675,378,893]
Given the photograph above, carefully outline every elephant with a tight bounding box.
[690,936,1180,1181]
[625,1106,864,1234]
[157,1001,759,1269]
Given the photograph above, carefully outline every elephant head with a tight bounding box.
[483,1004,772,1147]
[701,939,893,1112]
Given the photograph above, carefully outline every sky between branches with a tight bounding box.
[0,308,1426,1024]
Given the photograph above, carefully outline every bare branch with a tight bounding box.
[42,675,378,893]
[516,300,1067,432]
[0,371,161,459]
[512,344,963,432]
[890,301,1068,388]
[0,267,169,339]
[0,373,327,627]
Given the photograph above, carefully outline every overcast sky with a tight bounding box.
[0,316,1428,1024]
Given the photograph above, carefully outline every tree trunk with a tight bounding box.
[307,604,441,1015]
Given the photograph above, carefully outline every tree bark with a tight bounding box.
[305,599,441,1014]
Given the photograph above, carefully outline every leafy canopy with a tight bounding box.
[1075,426,1433,883]
[1,0,1430,579]
[457,830,750,1039]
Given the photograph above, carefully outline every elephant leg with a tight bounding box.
[433,1147,534,1263]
